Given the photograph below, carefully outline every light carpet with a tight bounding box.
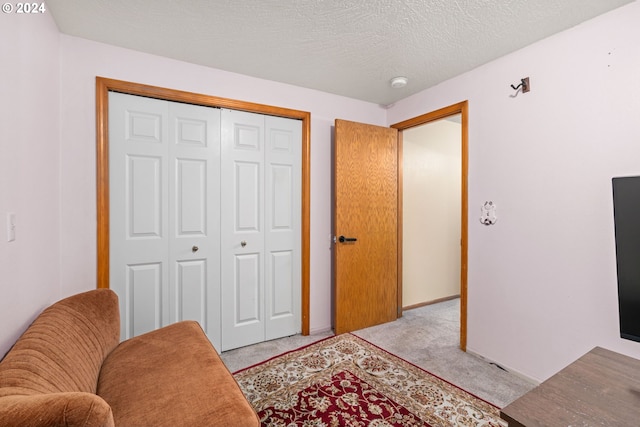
[234,333,506,426]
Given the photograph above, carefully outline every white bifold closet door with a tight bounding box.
[109,92,222,346]
[109,93,301,352]
[220,109,302,351]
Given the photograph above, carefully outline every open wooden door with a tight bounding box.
[334,119,399,335]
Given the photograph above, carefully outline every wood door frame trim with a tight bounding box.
[95,76,311,335]
[391,100,469,351]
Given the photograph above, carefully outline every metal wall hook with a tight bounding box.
[510,77,530,93]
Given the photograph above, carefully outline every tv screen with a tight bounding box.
[612,176,640,342]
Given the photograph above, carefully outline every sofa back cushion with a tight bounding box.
[0,289,120,396]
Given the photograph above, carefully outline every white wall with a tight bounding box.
[388,1,640,382]
[0,13,61,357]
[403,120,461,307]
[57,35,387,337]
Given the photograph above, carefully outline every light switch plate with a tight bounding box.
[7,212,15,242]
[480,202,497,226]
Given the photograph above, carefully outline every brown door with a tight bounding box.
[334,119,399,335]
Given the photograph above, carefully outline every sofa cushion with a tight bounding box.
[97,321,259,427]
[0,392,114,427]
[0,289,120,396]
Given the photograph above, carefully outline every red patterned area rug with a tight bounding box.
[233,333,506,427]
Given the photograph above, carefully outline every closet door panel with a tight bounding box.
[235,253,262,323]
[127,262,163,338]
[221,109,266,351]
[109,93,170,340]
[265,116,302,340]
[235,162,261,230]
[168,102,221,348]
[175,260,207,325]
[269,251,294,315]
[110,93,222,348]
[175,159,207,234]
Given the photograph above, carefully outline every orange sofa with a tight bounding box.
[0,289,259,427]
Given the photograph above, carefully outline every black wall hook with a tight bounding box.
[510,77,530,93]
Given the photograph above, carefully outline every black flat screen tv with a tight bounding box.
[612,176,640,342]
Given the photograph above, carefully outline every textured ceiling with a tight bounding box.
[47,0,632,106]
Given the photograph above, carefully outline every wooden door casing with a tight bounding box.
[391,101,469,351]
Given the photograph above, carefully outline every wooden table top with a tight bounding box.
[500,346,640,427]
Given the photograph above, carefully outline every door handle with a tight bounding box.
[338,235,357,243]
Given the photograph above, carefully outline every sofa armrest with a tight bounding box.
[0,392,114,427]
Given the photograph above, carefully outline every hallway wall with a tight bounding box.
[403,119,461,307]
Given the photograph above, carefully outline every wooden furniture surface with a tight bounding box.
[500,346,640,426]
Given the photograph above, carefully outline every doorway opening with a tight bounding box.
[391,101,468,350]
